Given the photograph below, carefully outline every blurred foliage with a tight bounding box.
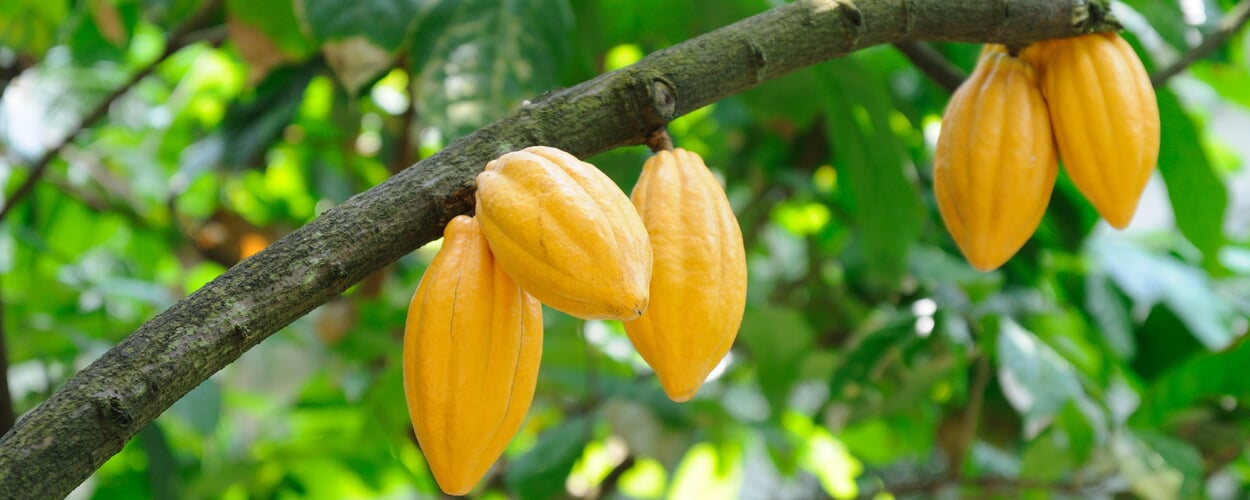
[2,0,1250,499]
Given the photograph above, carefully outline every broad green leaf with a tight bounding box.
[1084,270,1136,358]
[1090,236,1236,350]
[995,319,1083,421]
[505,416,593,500]
[823,58,924,293]
[217,62,320,168]
[137,424,180,500]
[738,307,813,414]
[827,321,915,399]
[1135,337,1250,425]
[1114,431,1185,500]
[1155,89,1227,266]
[297,0,424,51]
[1135,430,1205,499]
[228,0,315,58]
[1056,396,1107,464]
[1019,430,1077,482]
[408,0,574,139]
[67,0,139,64]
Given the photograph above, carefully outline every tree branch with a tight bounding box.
[0,273,14,435]
[0,0,225,222]
[892,42,967,93]
[1151,0,1250,87]
[0,1,1118,497]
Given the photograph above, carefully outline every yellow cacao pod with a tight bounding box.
[475,146,653,320]
[1025,32,1160,228]
[403,215,542,495]
[624,149,747,402]
[934,50,1058,271]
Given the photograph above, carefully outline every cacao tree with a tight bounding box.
[1,0,1248,498]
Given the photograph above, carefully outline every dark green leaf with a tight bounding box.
[505,416,593,500]
[218,62,320,167]
[297,0,425,50]
[228,0,316,58]
[1136,338,1250,425]
[738,307,813,414]
[409,0,574,139]
[823,57,924,293]
[1155,88,1227,267]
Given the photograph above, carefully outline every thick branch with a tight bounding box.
[1150,0,1250,87]
[0,1,1117,497]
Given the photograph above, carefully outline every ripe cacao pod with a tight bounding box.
[934,50,1058,271]
[475,146,653,320]
[403,215,542,495]
[1024,32,1160,228]
[624,148,747,402]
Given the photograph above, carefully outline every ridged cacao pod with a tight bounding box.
[624,149,747,402]
[403,215,543,495]
[934,50,1058,271]
[1024,32,1160,228]
[475,146,653,320]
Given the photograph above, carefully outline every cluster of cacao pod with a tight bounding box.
[934,33,1160,271]
[402,145,747,494]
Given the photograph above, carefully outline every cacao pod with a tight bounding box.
[475,146,653,320]
[624,149,747,402]
[934,50,1058,271]
[1024,32,1160,228]
[403,215,543,495]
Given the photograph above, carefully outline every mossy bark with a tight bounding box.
[0,0,1116,497]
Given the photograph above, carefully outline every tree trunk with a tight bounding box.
[0,0,1117,497]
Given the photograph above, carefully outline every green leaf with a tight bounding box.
[1135,430,1205,499]
[1019,430,1077,482]
[827,321,915,399]
[1155,89,1227,267]
[823,57,924,293]
[297,0,425,51]
[1114,431,1185,500]
[737,307,813,414]
[217,61,321,167]
[1084,270,1135,359]
[137,424,180,500]
[228,0,316,58]
[995,319,1083,421]
[408,0,574,139]
[1136,338,1250,425]
[505,416,593,500]
[1090,236,1237,350]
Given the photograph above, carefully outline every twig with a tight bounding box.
[0,0,225,221]
[594,455,637,499]
[645,128,674,152]
[948,355,990,476]
[1151,1,1250,87]
[893,42,967,93]
[0,273,14,434]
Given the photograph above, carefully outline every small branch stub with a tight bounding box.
[646,128,674,153]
